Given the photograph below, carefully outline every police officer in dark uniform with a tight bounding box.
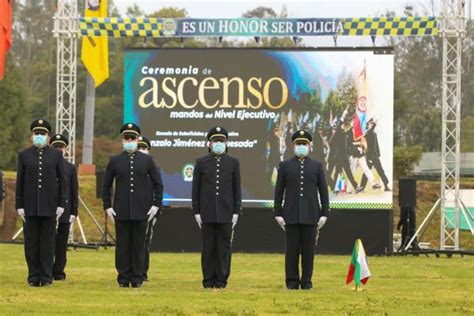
[16,119,67,286]
[50,134,79,281]
[192,126,242,289]
[274,130,329,290]
[360,119,391,192]
[102,123,163,288]
[136,135,161,281]
[327,121,362,193]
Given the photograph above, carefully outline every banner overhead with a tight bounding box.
[80,17,438,38]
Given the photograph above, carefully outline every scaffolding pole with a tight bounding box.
[53,0,78,164]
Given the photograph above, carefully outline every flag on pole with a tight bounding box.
[81,0,109,87]
[346,239,371,286]
[353,60,368,140]
[0,0,12,80]
[334,173,346,193]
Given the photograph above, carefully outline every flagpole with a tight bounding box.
[78,73,96,175]
[83,73,95,165]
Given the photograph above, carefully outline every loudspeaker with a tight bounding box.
[399,177,416,208]
[96,170,105,199]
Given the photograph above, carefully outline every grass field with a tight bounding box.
[0,244,472,314]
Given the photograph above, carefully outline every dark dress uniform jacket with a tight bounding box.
[15,146,67,217]
[274,156,329,225]
[365,129,381,160]
[102,151,163,221]
[192,154,242,223]
[59,162,78,223]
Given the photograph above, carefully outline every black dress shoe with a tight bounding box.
[54,275,66,281]
[301,283,313,290]
[28,281,40,287]
[131,282,143,288]
[214,283,226,289]
[41,282,52,287]
[286,283,299,290]
[119,283,130,288]
[203,281,215,288]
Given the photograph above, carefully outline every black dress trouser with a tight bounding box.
[201,223,232,288]
[328,157,358,190]
[285,224,317,289]
[115,220,148,285]
[23,216,56,285]
[360,157,390,189]
[53,223,71,280]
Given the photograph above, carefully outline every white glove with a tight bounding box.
[317,216,328,230]
[147,206,159,222]
[56,207,65,221]
[194,214,202,229]
[17,209,25,222]
[106,208,116,223]
[275,216,286,231]
[232,214,239,229]
[69,215,76,223]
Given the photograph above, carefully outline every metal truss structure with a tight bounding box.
[53,0,78,164]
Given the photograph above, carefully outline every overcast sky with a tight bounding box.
[112,0,471,18]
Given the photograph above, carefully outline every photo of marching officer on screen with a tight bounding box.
[360,118,391,192]
[327,115,361,194]
[102,123,163,288]
[265,60,391,199]
[192,126,242,289]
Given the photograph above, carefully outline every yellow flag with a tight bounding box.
[81,0,109,87]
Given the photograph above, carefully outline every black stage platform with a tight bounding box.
[150,207,393,255]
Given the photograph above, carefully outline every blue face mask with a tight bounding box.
[212,142,226,155]
[294,144,309,158]
[123,141,138,153]
[32,134,48,148]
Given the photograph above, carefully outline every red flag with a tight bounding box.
[0,0,12,80]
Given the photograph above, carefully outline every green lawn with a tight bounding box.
[0,244,472,314]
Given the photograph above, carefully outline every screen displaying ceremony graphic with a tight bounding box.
[124,48,393,209]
